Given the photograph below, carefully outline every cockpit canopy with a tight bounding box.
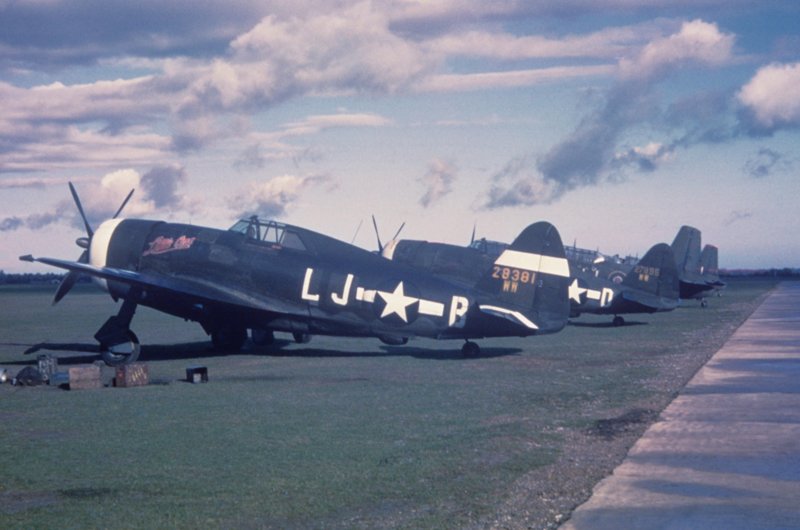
[468,238,508,258]
[228,216,307,251]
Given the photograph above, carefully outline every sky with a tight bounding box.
[1,0,799,273]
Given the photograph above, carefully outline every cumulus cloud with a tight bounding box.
[613,142,675,172]
[0,166,189,233]
[482,155,558,208]
[618,19,734,80]
[419,159,457,207]
[480,19,736,209]
[229,174,335,218]
[140,165,187,209]
[737,62,800,134]
[176,4,436,126]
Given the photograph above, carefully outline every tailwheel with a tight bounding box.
[211,325,247,351]
[461,341,480,357]
[100,330,141,366]
[612,316,625,327]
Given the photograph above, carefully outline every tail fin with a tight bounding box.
[476,221,570,334]
[670,225,703,281]
[700,244,719,280]
[700,244,725,287]
[623,243,680,300]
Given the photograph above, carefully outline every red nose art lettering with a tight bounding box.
[143,235,196,256]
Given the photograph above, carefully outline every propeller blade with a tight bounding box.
[371,215,383,253]
[69,182,94,238]
[112,188,135,219]
[53,271,79,305]
[52,251,88,305]
[470,223,476,245]
[350,219,363,245]
[391,222,406,242]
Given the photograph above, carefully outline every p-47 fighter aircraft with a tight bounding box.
[670,225,717,305]
[567,243,680,326]
[21,184,571,365]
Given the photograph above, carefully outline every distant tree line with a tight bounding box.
[720,268,800,278]
[0,271,91,285]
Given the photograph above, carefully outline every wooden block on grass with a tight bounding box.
[186,365,208,383]
[115,363,149,387]
[68,365,102,390]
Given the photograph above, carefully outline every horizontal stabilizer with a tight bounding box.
[621,290,680,311]
[478,304,539,330]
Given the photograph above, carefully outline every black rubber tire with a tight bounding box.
[100,330,141,366]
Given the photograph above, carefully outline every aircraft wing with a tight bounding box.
[20,255,304,316]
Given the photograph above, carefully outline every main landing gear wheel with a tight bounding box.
[211,325,247,351]
[100,330,141,366]
[612,316,625,327]
[461,341,480,357]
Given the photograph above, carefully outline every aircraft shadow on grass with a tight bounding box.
[568,320,648,329]
[13,339,522,365]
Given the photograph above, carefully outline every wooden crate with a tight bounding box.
[68,365,102,390]
[115,363,149,388]
[186,365,208,383]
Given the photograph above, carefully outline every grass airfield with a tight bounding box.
[0,280,775,529]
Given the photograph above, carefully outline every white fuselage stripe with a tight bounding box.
[494,250,570,278]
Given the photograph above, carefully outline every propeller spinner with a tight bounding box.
[52,182,134,304]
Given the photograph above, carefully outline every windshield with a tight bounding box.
[229,216,307,251]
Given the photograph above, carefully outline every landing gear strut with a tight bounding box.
[95,297,141,366]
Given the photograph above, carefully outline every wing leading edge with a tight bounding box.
[20,254,304,317]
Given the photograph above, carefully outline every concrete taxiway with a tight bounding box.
[563,282,800,530]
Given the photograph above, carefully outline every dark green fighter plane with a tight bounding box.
[670,225,718,305]
[20,184,571,365]
[566,243,680,326]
